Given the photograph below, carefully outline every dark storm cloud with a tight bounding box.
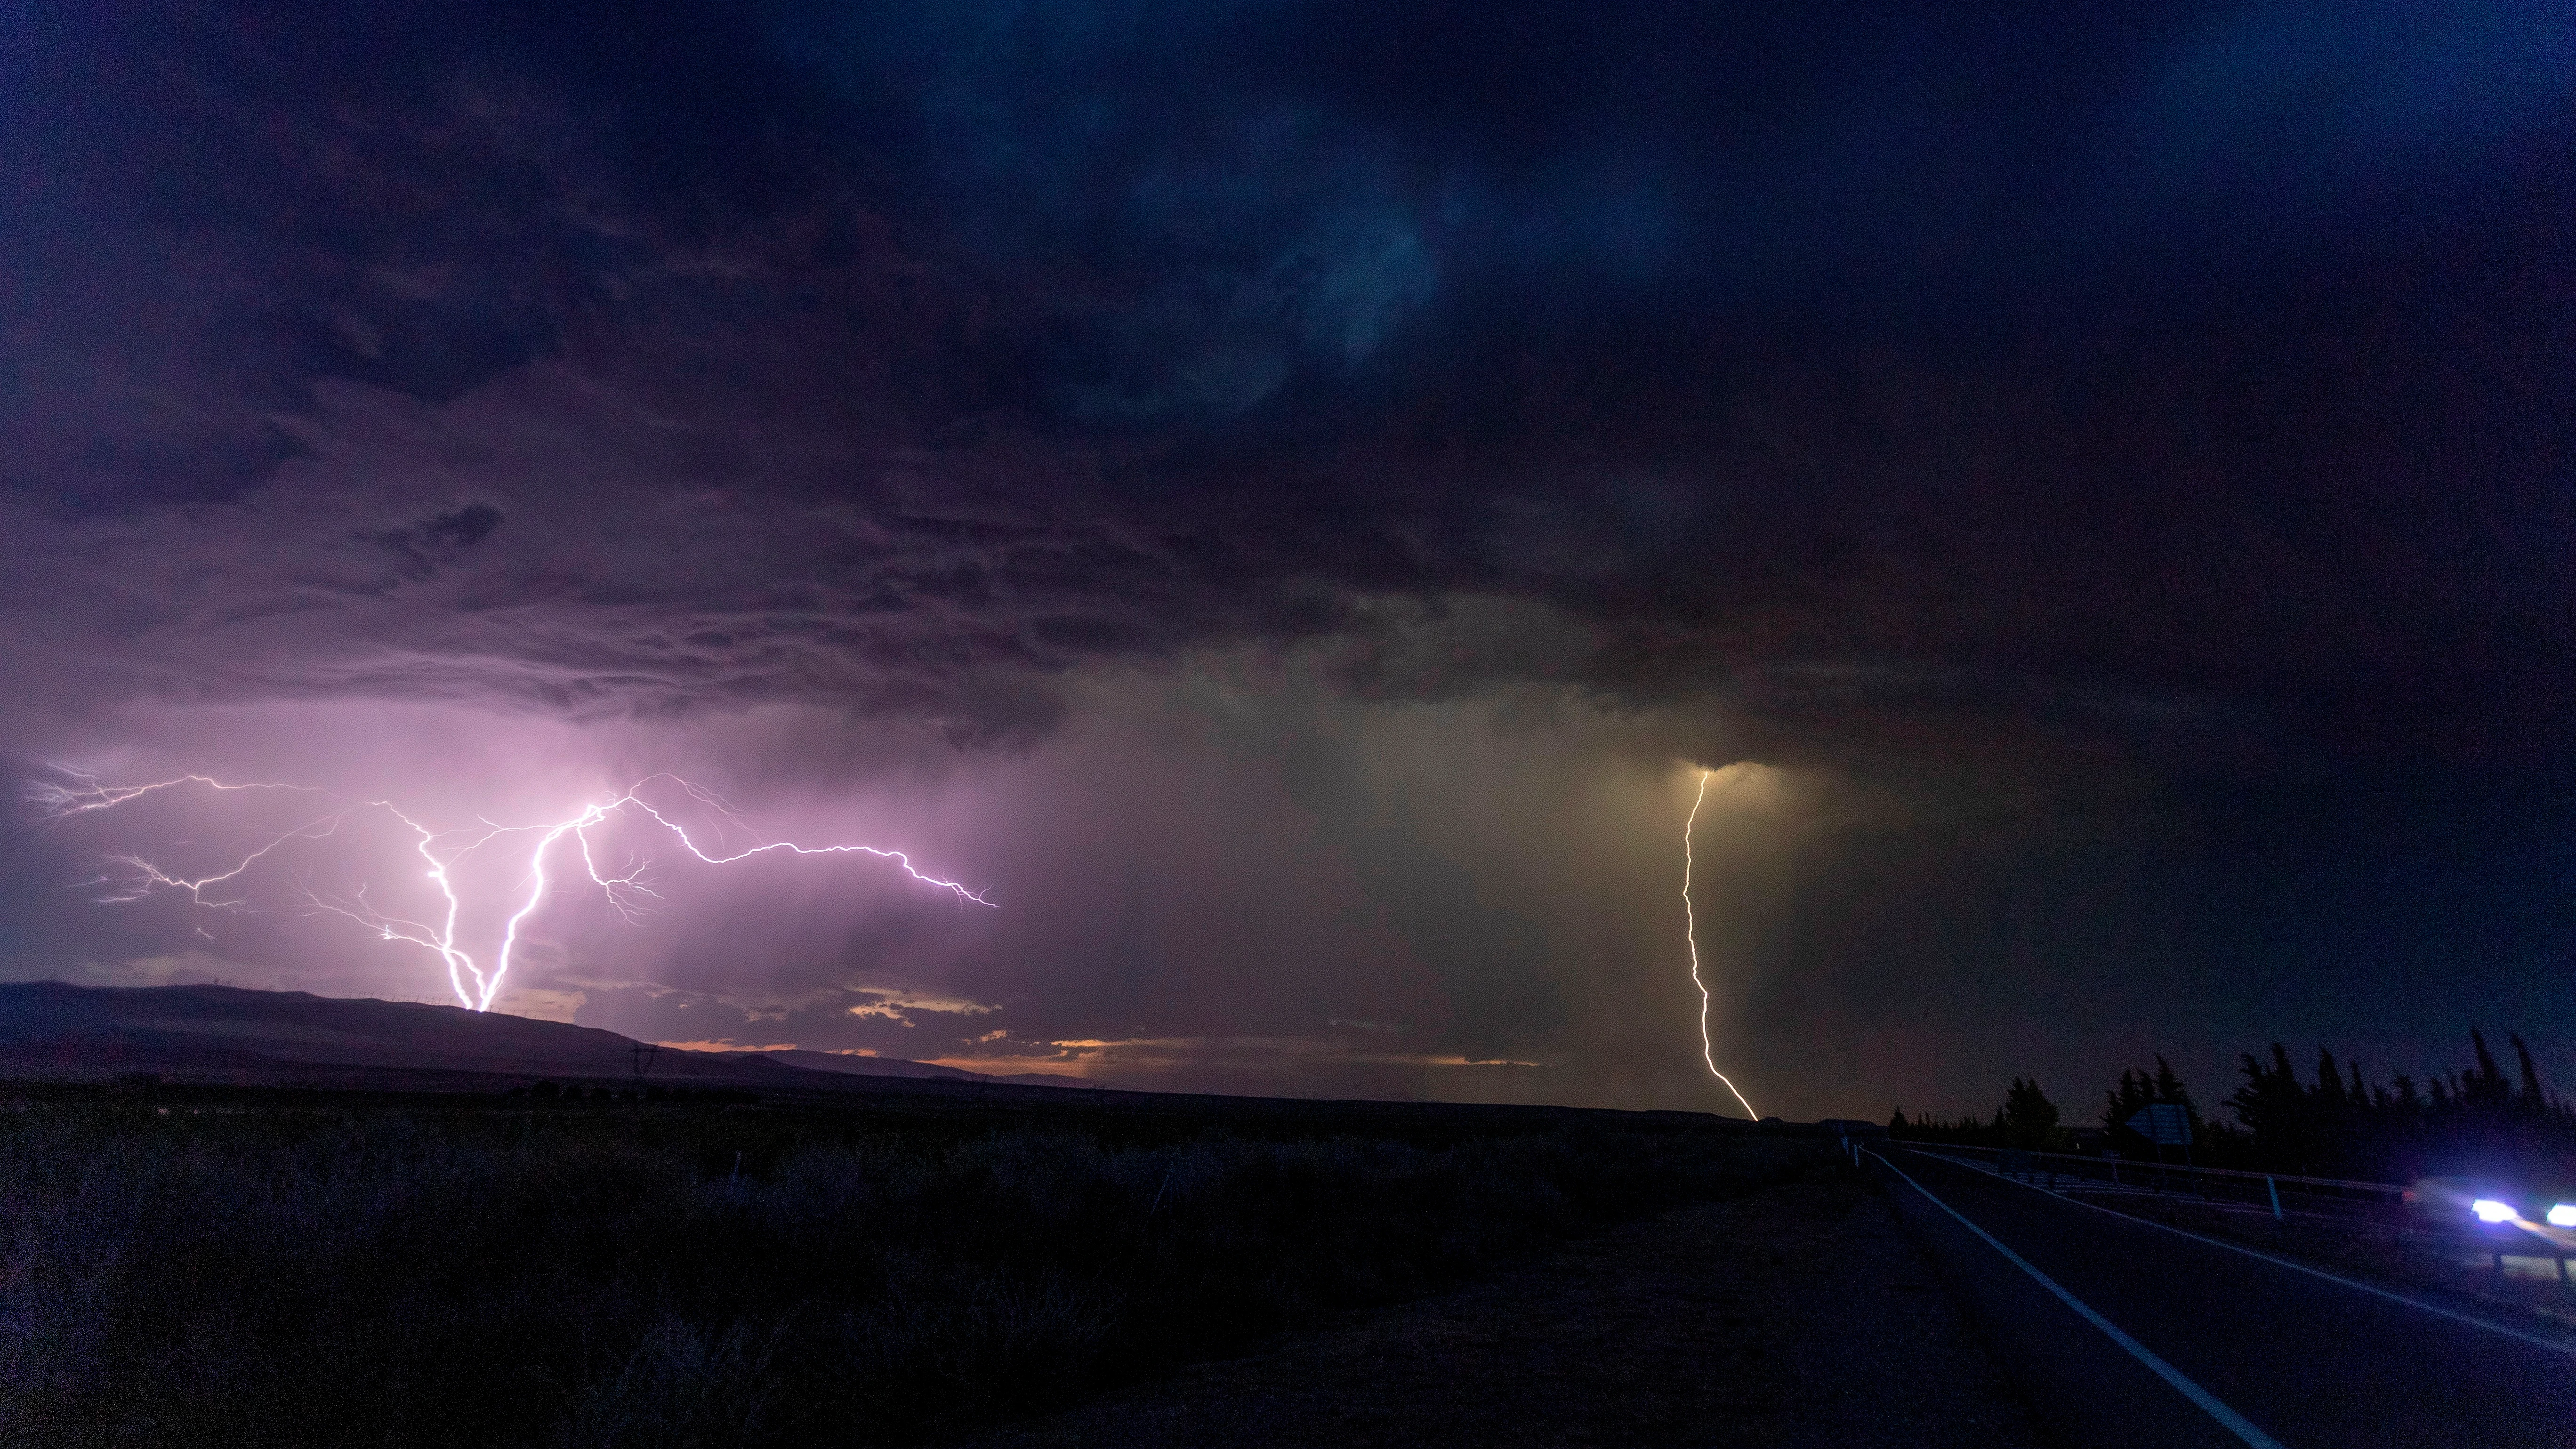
[365,501,505,580]
[9,0,2566,755]
[4,1,2572,1110]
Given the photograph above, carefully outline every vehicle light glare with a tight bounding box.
[2548,1204,2576,1228]
[2471,1199,2515,1224]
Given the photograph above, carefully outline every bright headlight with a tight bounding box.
[2547,1204,2576,1228]
[2471,1199,2516,1224]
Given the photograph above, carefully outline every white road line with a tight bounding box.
[1870,1151,2286,1449]
[1919,1149,2576,1358]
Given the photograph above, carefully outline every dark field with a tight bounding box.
[964,1172,2042,1449]
[0,1083,1820,1448]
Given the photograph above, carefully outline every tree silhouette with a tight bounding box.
[2106,1056,2206,1155]
[2513,1035,2548,1112]
[2227,1046,2318,1173]
[2465,1030,2512,1109]
[2000,1078,2061,1150]
[2210,1028,2576,1180]
[1922,1031,2571,1175]
[2316,1047,2347,1110]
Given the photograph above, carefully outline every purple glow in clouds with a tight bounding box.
[31,771,991,1011]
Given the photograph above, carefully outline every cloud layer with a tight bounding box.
[4,1,2572,1115]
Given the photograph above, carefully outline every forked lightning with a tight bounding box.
[32,771,991,1011]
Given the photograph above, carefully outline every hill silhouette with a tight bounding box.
[0,982,1083,1091]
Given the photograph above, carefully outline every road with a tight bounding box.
[1875,1148,2576,1449]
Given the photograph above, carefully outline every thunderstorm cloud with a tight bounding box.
[2,0,2571,1116]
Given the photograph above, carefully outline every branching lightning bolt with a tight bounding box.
[1684,769,1759,1119]
[33,769,993,1012]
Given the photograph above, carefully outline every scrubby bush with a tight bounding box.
[0,1093,1807,1448]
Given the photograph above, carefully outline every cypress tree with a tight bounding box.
[2230,1046,2314,1173]
[2316,1047,2347,1109]
[2152,1055,2203,1138]
[2000,1077,2061,1150]
[2468,1030,2509,1107]
[2104,1067,2153,1131]
[2512,1035,2546,1111]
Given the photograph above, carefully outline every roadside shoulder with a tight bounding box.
[957,1175,2045,1449]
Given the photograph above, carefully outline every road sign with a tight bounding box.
[2127,1103,2192,1146]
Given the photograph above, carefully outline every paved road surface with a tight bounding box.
[1877,1148,2576,1449]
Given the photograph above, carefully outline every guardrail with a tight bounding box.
[1900,1140,2405,1224]
[1899,1142,2576,1284]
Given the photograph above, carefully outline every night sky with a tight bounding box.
[3,1,2571,1120]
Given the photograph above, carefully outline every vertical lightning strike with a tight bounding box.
[38,770,993,1013]
[1684,769,1760,1119]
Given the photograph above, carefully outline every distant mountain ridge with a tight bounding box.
[0,982,1085,1091]
[720,1047,979,1082]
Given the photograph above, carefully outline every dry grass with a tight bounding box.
[0,1091,1813,1447]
